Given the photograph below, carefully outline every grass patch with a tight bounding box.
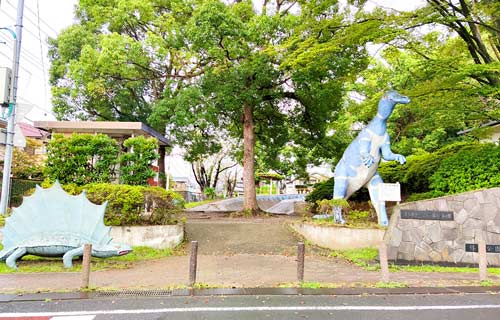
[0,245,177,274]
[375,281,408,288]
[330,247,379,271]
[184,199,219,209]
[390,264,500,274]
[278,282,338,289]
[307,218,382,229]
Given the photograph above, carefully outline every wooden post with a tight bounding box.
[297,242,305,282]
[479,240,487,281]
[81,244,92,289]
[189,241,198,286]
[378,243,390,282]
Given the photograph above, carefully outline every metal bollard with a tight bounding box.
[297,242,305,282]
[479,240,487,281]
[81,244,92,289]
[189,241,198,286]
[378,243,390,282]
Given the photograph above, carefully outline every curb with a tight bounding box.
[2,286,499,302]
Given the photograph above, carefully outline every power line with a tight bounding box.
[0,6,51,43]
[35,0,48,107]
[3,0,57,38]
[0,32,45,64]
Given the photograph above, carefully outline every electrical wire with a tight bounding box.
[35,0,48,108]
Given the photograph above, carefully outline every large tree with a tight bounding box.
[150,0,375,212]
[50,0,385,212]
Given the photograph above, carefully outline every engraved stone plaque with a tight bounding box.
[400,210,454,221]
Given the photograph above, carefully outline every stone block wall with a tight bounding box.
[385,188,500,266]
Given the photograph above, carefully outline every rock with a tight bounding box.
[389,227,402,246]
[441,228,458,241]
[450,248,465,264]
[426,222,441,243]
[414,245,430,261]
[428,250,442,262]
[434,199,449,212]
[463,198,476,212]
[402,228,421,243]
[455,208,469,224]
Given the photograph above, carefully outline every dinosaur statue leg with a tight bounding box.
[63,246,85,268]
[313,176,347,224]
[366,172,388,226]
[6,247,27,269]
[332,177,347,224]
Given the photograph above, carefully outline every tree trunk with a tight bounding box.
[158,145,166,188]
[242,104,259,213]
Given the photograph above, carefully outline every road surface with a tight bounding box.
[1,292,500,319]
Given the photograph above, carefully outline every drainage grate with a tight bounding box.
[95,289,173,297]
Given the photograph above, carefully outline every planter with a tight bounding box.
[291,223,385,250]
[109,224,184,249]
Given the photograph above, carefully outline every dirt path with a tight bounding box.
[184,216,303,255]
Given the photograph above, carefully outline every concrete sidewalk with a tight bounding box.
[2,216,499,293]
[1,253,499,293]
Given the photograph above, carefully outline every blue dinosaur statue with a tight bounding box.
[314,90,410,226]
[0,181,132,269]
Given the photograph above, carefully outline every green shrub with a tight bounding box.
[119,136,159,186]
[27,182,184,226]
[8,179,43,207]
[406,190,446,202]
[429,143,500,194]
[305,178,334,203]
[44,133,120,185]
[203,187,216,199]
[379,141,481,196]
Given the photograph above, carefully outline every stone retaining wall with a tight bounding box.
[291,223,385,250]
[385,188,500,266]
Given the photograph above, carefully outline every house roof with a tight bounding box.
[18,122,49,138]
[33,121,170,146]
[457,121,500,135]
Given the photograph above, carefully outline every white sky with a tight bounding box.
[0,0,424,121]
[0,0,77,118]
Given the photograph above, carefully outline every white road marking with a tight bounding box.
[1,304,500,317]
[52,316,96,320]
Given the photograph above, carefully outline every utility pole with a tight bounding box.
[0,0,25,215]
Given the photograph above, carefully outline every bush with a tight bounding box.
[119,136,159,186]
[379,141,481,196]
[429,143,500,194]
[30,182,185,226]
[44,134,120,185]
[406,190,446,202]
[8,179,43,207]
[305,178,334,203]
[305,178,370,204]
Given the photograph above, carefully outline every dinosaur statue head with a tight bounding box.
[377,90,410,120]
[92,243,133,258]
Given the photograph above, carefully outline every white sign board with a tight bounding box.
[378,182,401,202]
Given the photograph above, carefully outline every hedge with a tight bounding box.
[37,182,185,226]
[429,143,500,194]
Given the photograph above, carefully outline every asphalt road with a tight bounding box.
[1,293,500,320]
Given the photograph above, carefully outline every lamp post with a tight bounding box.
[0,0,25,215]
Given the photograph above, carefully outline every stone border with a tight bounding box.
[290,222,385,250]
[0,225,184,250]
[110,224,184,249]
